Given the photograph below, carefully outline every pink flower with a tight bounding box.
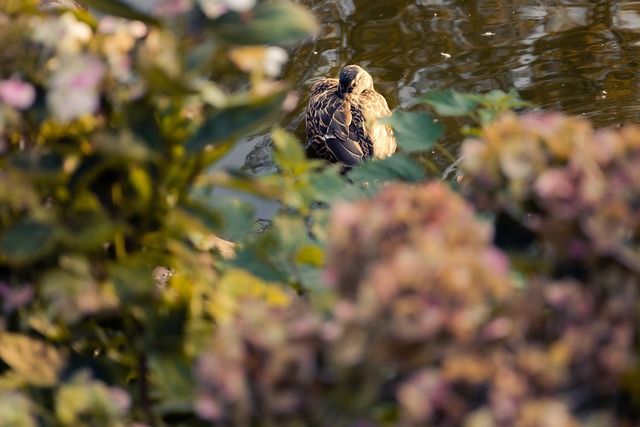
[194,396,222,420]
[47,54,106,122]
[153,0,193,16]
[0,282,35,313]
[0,79,36,110]
[534,168,575,200]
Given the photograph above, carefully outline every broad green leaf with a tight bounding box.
[378,111,443,153]
[307,167,346,203]
[185,90,287,154]
[149,355,194,403]
[0,220,56,265]
[144,65,199,96]
[227,246,287,284]
[199,140,235,169]
[196,170,281,199]
[10,150,63,175]
[176,200,222,234]
[349,154,425,183]
[0,333,65,387]
[82,0,158,24]
[108,260,155,300]
[272,215,308,253]
[209,3,319,46]
[59,220,125,251]
[416,90,478,116]
[272,128,307,174]
[126,98,163,152]
[478,108,497,125]
[212,197,256,241]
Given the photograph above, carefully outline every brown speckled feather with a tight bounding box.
[305,66,396,168]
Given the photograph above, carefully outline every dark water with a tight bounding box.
[284,0,640,137]
[216,0,640,215]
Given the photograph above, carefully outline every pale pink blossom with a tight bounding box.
[0,282,35,312]
[194,395,222,420]
[47,55,106,122]
[107,387,131,415]
[198,0,256,18]
[0,79,36,110]
[32,12,92,55]
[153,0,192,16]
[98,16,147,39]
[263,46,289,77]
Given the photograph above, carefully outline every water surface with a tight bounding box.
[220,0,640,214]
[285,0,640,142]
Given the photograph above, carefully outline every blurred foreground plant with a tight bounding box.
[0,0,319,424]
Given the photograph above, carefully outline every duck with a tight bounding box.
[305,65,396,168]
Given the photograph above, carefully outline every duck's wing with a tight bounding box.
[306,79,365,166]
[358,90,397,158]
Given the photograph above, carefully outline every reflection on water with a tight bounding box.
[217,0,640,216]
[284,0,640,133]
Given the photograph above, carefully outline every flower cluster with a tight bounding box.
[461,112,640,270]
[196,183,514,424]
[194,181,637,425]
[458,111,640,423]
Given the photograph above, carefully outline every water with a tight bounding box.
[216,0,640,216]
[285,0,640,131]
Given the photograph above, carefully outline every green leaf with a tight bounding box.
[176,200,222,234]
[82,0,158,24]
[272,215,308,253]
[185,90,287,154]
[212,197,256,241]
[378,111,443,153]
[209,3,319,46]
[272,128,308,174]
[228,245,288,283]
[144,65,199,96]
[307,167,346,203]
[149,354,194,404]
[416,90,478,116]
[108,260,155,300]
[126,98,163,152]
[10,151,63,176]
[0,221,56,265]
[349,154,425,183]
[59,220,125,251]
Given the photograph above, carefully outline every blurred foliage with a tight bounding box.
[0,0,639,426]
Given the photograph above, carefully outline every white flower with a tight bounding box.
[263,46,288,77]
[198,0,256,18]
[47,55,106,122]
[0,79,36,110]
[97,16,147,39]
[223,0,256,12]
[32,12,92,55]
[97,16,147,83]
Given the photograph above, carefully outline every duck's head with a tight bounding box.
[338,65,374,97]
